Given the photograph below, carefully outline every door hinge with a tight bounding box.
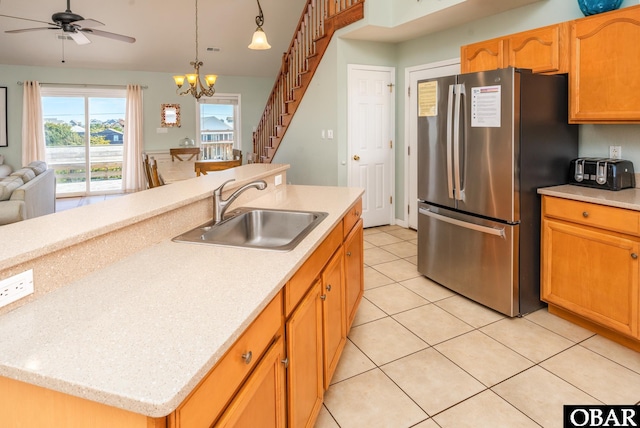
[389,140,393,149]
[387,83,394,93]
[408,86,411,97]
[408,146,410,156]
[390,196,393,204]
[407,204,410,214]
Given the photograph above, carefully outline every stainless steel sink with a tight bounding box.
[172,207,328,251]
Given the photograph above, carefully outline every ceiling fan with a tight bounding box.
[0,0,136,45]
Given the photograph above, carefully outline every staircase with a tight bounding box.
[252,0,365,163]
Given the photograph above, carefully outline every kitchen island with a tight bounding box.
[0,164,364,427]
[538,184,640,352]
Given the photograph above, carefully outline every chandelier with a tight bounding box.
[248,0,271,50]
[173,0,217,100]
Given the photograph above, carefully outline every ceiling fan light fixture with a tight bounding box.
[248,0,271,50]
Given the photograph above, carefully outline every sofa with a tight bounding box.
[0,161,56,225]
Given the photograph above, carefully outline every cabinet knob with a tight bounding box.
[281,358,289,368]
[632,253,638,260]
[353,155,360,161]
[241,351,253,365]
[326,284,332,292]
[582,211,589,218]
[355,211,360,216]
[320,294,327,301]
[346,251,352,257]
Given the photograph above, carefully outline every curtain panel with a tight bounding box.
[123,84,145,192]
[21,81,46,164]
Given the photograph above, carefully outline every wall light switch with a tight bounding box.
[327,130,334,139]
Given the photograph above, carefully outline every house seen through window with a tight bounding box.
[197,94,240,160]
[41,86,126,197]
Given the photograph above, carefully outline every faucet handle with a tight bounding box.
[214,179,236,195]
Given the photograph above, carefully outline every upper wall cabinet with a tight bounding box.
[570,5,640,123]
[460,23,570,74]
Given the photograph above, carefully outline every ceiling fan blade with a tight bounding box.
[82,28,135,43]
[0,14,55,26]
[73,19,104,28]
[5,27,57,34]
[68,30,91,45]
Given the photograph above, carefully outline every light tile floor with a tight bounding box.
[317,225,640,428]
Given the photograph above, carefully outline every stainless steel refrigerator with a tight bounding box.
[416,67,578,317]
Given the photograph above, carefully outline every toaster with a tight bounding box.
[569,158,636,191]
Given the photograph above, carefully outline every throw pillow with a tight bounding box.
[26,161,47,176]
[0,176,24,201]
[10,168,36,184]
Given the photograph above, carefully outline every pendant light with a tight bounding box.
[248,0,271,50]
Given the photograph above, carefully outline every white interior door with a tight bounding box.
[348,65,395,228]
[406,59,460,229]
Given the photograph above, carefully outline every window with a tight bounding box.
[197,94,241,160]
[41,86,126,197]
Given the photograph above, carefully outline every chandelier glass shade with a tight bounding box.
[248,0,271,50]
[173,0,217,100]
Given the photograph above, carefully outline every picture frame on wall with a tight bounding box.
[0,87,6,147]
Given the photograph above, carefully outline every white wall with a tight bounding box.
[0,64,272,170]
[280,0,639,220]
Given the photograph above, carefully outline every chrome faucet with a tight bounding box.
[213,179,267,223]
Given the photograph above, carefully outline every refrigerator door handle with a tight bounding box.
[446,84,455,199]
[419,207,505,238]
[453,84,464,201]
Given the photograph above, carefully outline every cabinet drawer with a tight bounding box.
[343,199,362,239]
[175,292,283,428]
[285,225,342,317]
[544,196,640,236]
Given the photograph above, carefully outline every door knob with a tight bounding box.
[353,155,360,161]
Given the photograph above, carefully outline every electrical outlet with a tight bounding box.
[0,270,34,309]
[610,145,622,159]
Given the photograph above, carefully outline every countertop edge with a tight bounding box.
[538,184,640,211]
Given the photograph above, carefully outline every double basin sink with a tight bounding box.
[173,207,328,251]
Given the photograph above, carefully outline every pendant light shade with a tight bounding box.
[248,0,271,50]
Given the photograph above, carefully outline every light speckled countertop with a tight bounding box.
[0,181,363,417]
[538,184,640,211]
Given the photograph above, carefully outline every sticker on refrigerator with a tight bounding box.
[471,85,501,127]
[418,81,438,117]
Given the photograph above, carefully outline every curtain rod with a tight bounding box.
[16,82,148,89]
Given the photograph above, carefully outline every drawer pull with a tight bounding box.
[241,351,253,365]
[320,294,327,301]
[632,253,638,260]
[326,284,332,292]
[582,211,589,218]
[346,251,352,257]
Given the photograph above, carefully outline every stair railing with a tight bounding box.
[253,0,365,162]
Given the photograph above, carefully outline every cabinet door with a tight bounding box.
[507,23,569,74]
[286,281,323,428]
[570,6,640,122]
[321,248,346,390]
[344,219,364,331]
[541,218,639,338]
[460,38,506,73]
[214,335,287,428]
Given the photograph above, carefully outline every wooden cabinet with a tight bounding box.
[460,37,506,73]
[569,5,640,123]
[286,280,324,428]
[172,292,283,428]
[321,248,346,390]
[460,23,569,74]
[344,218,364,330]
[541,196,640,351]
[214,335,287,428]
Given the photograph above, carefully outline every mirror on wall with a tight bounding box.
[161,104,181,127]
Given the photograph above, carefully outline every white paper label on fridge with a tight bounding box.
[471,85,501,128]
[418,81,438,117]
